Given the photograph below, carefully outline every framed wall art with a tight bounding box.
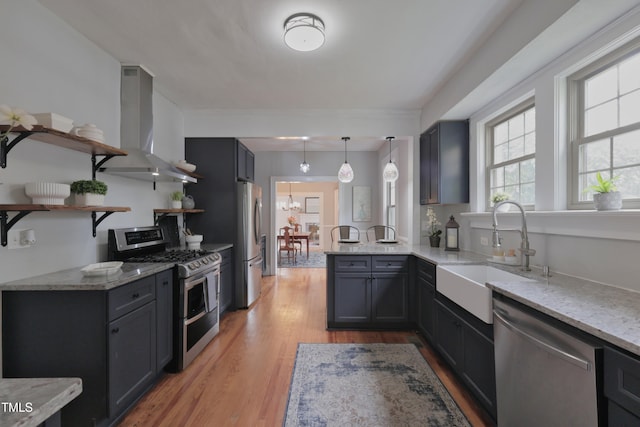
[352,186,371,222]
[305,197,320,214]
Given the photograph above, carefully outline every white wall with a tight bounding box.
[0,0,184,281]
[421,7,640,291]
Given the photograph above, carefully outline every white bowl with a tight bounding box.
[25,182,70,205]
[185,234,203,243]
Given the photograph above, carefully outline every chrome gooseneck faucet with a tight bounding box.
[492,200,536,271]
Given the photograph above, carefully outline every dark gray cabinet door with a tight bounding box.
[461,321,496,418]
[372,273,408,323]
[435,299,462,369]
[108,302,156,419]
[419,120,469,205]
[416,259,436,343]
[435,294,496,420]
[219,248,234,316]
[417,277,436,343]
[334,273,371,323]
[155,269,173,372]
[605,346,640,424]
[237,141,255,182]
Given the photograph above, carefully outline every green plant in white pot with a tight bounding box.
[491,191,511,212]
[170,191,183,209]
[71,180,108,206]
[585,172,622,211]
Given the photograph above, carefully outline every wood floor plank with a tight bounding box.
[118,267,492,427]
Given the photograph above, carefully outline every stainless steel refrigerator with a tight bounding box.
[236,182,263,308]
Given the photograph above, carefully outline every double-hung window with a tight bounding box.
[386,180,396,230]
[486,100,536,208]
[569,40,640,208]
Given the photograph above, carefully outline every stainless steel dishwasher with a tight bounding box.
[493,298,602,427]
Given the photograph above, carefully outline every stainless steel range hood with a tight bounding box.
[99,66,196,184]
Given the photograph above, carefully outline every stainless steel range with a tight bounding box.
[108,226,221,371]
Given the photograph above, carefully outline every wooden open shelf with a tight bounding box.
[153,208,205,214]
[0,125,127,157]
[175,166,204,180]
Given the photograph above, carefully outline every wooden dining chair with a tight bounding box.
[282,226,303,254]
[330,225,360,242]
[366,225,396,242]
[278,227,297,264]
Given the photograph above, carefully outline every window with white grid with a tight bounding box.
[486,100,536,208]
[569,39,640,208]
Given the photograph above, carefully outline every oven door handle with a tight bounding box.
[185,310,206,326]
[184,276,206,292]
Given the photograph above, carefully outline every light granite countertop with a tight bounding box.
[327,242,640,357]
[0,262,173,291]
[0,377,82,427]
[0,245,234,291]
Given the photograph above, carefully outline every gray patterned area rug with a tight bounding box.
[278,250,326,268]
[283,343,471,427]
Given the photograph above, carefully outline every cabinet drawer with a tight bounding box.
[417,259,436,284]
[605,347,640,417]
[334,256,370,272]
[108,276,156,321]
[372,256,408,272]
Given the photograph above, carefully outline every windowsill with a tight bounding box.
[461,209,640,218]
[461,209,640,242]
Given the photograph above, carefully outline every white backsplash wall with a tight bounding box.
[0,0,185,282]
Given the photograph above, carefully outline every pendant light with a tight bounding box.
[338,137,354,183]
[383,136,399,183]
[300,140,310,173]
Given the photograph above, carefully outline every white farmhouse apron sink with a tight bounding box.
[436,264,534,324]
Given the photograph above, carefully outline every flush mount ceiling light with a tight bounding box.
[338,137,354,183]
[300,139,310,173]
[283,13,325,52]
[383,136,399,183]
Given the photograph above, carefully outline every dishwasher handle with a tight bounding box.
[494,309,591,371]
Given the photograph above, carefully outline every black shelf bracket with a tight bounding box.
[153,212,169,225]
[92,154,117,180]
[1,132,34,168]
[91,211,116,237]
[1,210,33,246]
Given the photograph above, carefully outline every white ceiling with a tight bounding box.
[37,0,523,151]
[35,0,640,152]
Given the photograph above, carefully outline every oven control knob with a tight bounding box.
[202,258,209,264]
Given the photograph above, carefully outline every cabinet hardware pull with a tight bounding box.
[132,292,140,299]
[111,327,119,334]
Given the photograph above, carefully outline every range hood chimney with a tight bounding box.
[99,65,196,184]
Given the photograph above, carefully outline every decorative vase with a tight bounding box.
[171,200,182,209]
[429,236,441,248]
[495,203,511,212]
[74,193,105,206]
[182,195,195,209]
[593,191,622,211]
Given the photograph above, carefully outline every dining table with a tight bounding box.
[277,231,310,258]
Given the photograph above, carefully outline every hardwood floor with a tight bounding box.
[118,267,493,426]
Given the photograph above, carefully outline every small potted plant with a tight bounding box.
[585,172,621,211]
[491,191,511,212]
[71,180,108,206]
[425,207,442,248]
[170,191,183,209]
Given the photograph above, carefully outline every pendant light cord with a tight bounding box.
[387,136,394,162]
[342,136,350,163]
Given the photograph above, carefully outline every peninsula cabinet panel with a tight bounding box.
[155,269,174,372]
[416,259,437,343]
[327,255,409,329]
[420,120,469,205]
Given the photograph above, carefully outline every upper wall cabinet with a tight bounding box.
[236,141,255,182]
[419,120,469,205]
